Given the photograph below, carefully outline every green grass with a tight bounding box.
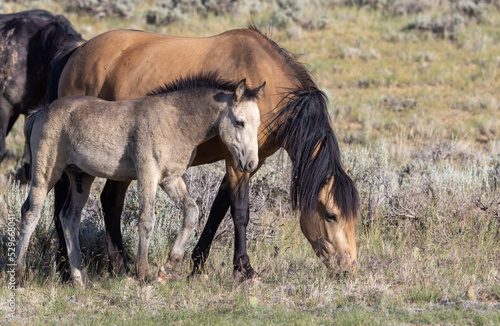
[1,1,500,325]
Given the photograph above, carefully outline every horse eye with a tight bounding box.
[236,120,245,128]
[326,213,338,222]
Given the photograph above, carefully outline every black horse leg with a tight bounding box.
[192,172,257,280]
[0,102,12,164]
[6,111,19,134]
[54,173,72,282]
[190,174,231,275]
[229,173,258,281]
[100,180,130,275]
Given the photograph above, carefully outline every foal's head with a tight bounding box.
[219,79,265,173]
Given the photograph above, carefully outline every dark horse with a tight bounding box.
[49,27,360,281]
[0,9,83,171]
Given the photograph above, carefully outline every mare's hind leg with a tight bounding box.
[100,180,130,275]
[60,172,95,288]
[158,176,199,282]
[15,164,64,286]
[54,173,72,282]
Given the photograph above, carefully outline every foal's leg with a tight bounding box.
[158,176,199,282]
[59,172,95,288]
[135,176,159,282]
[15,166,63,286]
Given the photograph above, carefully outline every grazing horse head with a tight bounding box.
[300,175,358,275]
[219,79,265,173]
[273,88,360,275]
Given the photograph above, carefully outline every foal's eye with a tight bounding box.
[326,213,338,222]
[236,120,245,128]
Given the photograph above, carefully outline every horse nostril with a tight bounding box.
[247,161,254,171]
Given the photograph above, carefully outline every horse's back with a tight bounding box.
[34,95,141,179]
[59,29,285,102]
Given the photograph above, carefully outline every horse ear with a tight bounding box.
[234,79,246,102]
[255,81,266,100]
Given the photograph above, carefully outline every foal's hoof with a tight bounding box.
[72,276,93,289]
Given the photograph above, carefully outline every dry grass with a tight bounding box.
[1,1,500,324]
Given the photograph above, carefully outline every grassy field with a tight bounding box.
[1,1,500,325]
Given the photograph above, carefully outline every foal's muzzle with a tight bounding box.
[237,157,258,173]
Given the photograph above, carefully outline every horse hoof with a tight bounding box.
[233,268,260,283]
[72,276,92,289]
[72,279,85,288]
[249,276,262,285]
[157,267,174,283]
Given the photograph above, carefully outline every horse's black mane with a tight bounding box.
[249,24,360,221]
[149,72,261,100]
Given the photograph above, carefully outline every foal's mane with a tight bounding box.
[249,25,360,221]
[148,72,261,100]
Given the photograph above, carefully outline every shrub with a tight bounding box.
[402,12,466,41]
[66,0,136,19]
[146,0,240,25]
[267,0,329,30]
[146,0,191,25]
[269,0,304,29]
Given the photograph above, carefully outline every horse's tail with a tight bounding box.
[47,41,84,103]
[24,107,46,177]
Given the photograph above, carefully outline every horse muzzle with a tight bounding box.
[320,251,358,276]
[237,156,258,173]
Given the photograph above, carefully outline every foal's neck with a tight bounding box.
[168,90,229,145]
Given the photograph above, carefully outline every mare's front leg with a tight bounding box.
[135,175,159,282]
[60,172,95,288]
[226,163,259,282]
[100,180,130,275]
[191,159,265,281]
[158,176,199,282]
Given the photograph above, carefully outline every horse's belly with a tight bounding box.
[69,148,137,181]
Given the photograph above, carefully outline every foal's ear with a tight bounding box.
[255,81,266,100]
[234,79,247,102]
